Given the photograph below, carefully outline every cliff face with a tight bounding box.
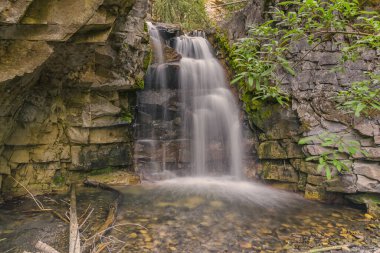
[223,1,380,213]
[0,0,150,200]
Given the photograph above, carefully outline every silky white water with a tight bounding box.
[146,21,164,64]
[175,35,243,178]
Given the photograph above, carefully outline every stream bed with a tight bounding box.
[111,178,380,253]
[0,179,379,252]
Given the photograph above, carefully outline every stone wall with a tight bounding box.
[221,1,380,214]
[0,0,150,200]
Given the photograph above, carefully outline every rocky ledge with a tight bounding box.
[0,0,150,200]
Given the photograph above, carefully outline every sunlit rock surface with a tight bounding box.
[0,0,150,199]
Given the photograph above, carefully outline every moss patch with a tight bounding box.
[88,167,114,176]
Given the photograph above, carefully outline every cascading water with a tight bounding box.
[136,23,244,179]
[175,35,243,178]
[146,22,164,64]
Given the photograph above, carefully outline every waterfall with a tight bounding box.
[136,23,244,179]
[175,35,244,178]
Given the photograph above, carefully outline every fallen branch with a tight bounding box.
[82,180,123,252]
[93,242,111,253]
[35,240,61,253]
[305,244,350,253]
[69,184,81,253]
[9,175,69,224]
[79,208,94,229]
[9,175,44,209]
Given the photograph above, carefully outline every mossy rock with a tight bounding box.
[249,103,301,140]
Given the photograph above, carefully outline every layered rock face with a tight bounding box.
[0,0,150,199]
[222,1,380,212]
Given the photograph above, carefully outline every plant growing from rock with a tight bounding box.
[336,73,380,117]
[230,0,379,113]
[298,132,368,179]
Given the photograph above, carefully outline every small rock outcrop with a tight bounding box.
[0,0,150,200]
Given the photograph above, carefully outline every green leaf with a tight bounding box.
[248,76,254,87]
[354,103,366,117]
[325,166,332,180]
[298,136,316,145]
[305,156,319,161]
[317,163,324,172]
[231,75,245,85]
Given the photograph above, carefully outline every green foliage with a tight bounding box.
[230,0,379,112]
[152,0,209,30]
[121,110,134,124]
[88,167,114,176]
[298,132,367,179]
[336,73,380,117]
[53,175,65,186]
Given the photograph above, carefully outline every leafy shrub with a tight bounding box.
[298,132,368,179]
[230,0,379,113]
